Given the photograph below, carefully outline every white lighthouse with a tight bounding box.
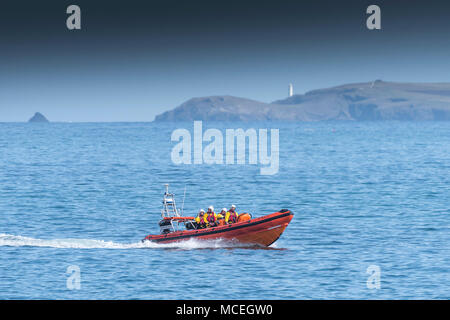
[288,83,294,97]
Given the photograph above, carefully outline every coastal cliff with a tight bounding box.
[155,81,450,121]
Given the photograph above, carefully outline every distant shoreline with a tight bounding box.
[155,81,450,122]
[9,80,450,123]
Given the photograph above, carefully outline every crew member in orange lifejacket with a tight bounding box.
[195,209,207,229]
[206,206,217,227]
[217,208,227,226]
[225,205,238,224]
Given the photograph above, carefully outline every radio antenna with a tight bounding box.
[181,185,187,216]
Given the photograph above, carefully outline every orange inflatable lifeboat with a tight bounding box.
[142,185,294,247]
[144,209,293,247]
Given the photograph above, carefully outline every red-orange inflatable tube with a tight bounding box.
[163,216,195,221]
[144,210,293,247]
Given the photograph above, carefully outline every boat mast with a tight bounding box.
[161,184,180,218]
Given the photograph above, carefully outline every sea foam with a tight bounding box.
[0,233,256,250]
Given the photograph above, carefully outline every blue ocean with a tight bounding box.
[0,121,449,299]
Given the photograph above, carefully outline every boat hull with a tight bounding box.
[143,209,293,247]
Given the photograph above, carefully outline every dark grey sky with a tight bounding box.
[1,0,450,121]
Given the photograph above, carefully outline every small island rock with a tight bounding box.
[28,112,49,123]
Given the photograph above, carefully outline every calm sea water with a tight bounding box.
[0,121,449,299]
